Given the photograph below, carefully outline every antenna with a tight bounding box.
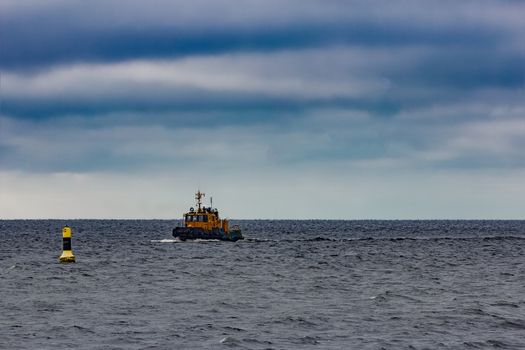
[210,196,213,209]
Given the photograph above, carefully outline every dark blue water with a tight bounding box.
[1,220,524,349]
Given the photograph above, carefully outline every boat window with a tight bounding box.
[188,215,205,222]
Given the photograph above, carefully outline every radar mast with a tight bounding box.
[195,190,205,211]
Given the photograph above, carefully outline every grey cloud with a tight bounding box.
[2,87,524,175]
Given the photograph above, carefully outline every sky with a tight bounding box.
[1,0,524,219]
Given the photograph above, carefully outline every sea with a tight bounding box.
[1,220,524,350]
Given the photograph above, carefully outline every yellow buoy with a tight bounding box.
[59,226,76,263]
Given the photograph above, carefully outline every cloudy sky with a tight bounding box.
[1,0,524,219]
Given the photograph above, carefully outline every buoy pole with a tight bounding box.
[59,226,76,263]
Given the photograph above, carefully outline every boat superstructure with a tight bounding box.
[172,191,243,242]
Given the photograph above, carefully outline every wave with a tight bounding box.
[150,238,223,243]
[150,238,180,243]
[500,319,525,330]
[243,235,525,243]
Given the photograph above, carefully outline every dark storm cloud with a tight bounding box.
[389,50,525,89]
[0,20,500,71]
[0,90,401,121]
[1,0,522,71]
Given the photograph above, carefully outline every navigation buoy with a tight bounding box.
[59,226,76,263]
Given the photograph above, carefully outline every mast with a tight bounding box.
[195,190,205,211]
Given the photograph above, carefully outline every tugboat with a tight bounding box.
[172,191,243,242]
